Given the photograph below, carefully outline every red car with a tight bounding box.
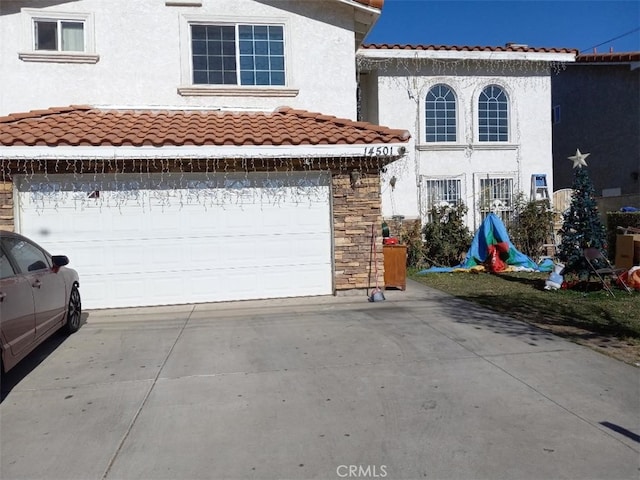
[0,231,81,374]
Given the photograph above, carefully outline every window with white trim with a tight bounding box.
[34,19,84,51]
[479,177,514,223]
[191,24,285,86]
[422,178,462,223]
[478,85,508,142]
[20,9,97,63]
[425,84,457,142]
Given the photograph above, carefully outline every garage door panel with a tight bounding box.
[111,277,149,305]
[187,265,331,303]
[81,264,334,308]
[71,247,107,272]
[16,172,333,309]
[259,235,330,264]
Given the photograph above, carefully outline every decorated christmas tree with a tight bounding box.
[557,149,607,277]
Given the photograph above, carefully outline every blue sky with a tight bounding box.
[364,0,640,53]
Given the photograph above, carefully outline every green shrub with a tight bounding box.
[399,220,426,268]
[421,203,472,267]
[508,196,554,259]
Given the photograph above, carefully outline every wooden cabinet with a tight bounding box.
[383,244,407,290]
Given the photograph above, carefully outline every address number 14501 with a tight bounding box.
[363,146,404,157]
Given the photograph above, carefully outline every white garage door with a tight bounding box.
[15,172,333,309]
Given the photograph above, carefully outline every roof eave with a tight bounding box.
[335,0,383,15]
[357,48,577,63]
[0,144,409,161]
[333,0,382,49]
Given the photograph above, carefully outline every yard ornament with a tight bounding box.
[568,149,590,169]
[544,263,565,290]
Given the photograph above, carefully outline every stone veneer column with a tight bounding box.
[332,173,384,291]
[0,180,14,231]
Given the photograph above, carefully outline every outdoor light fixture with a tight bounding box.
[350,170,362,188]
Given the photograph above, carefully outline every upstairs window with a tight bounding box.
[19,9,97,63]
[425,84,457,142]
[34,19,84,51]
[478,85,509,142]
[191,24,285,86]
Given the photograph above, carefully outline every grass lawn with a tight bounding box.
[410,270,640,366]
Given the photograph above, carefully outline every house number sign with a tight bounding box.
[363,146,404,157]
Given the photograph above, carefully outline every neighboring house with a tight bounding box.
[551,51,640,210]
[0,0,409,309]
[357,43,576,232]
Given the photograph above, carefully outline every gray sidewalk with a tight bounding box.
[1,280,638,480]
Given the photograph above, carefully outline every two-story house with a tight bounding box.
[551,51,640,213]
[357,43,576,232]
[0,0,410,309]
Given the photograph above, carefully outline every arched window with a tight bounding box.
[425,84,456,142]
[478,85,508,142]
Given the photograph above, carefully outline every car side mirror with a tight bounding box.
[52,255,70,267]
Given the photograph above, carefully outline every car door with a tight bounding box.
[1,237,67,339]
[0,242,36,357]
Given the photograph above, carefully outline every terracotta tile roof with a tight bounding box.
[0,105,410,147]
[576,52,640,63]
[361,43,578,54]
[352,0,384,9]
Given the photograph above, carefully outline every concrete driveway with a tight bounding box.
[1,280,638,480]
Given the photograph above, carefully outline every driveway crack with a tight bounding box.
[100,305,195,480]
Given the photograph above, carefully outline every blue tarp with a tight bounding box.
[418,213,553,274]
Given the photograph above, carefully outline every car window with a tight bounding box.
[1,237,51,273]
[0,246,16,279]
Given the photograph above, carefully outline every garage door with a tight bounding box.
[15,172,333,309]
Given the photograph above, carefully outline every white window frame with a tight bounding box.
[475,174,516,227]
[19,9,98,64]
[424,84,458,143]
[420,176,465,224]
[477,84,509,142]
[417,80,466,152]
[472,83,515,145]
[178,14,298,97]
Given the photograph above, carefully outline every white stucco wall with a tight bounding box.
[361,57,564,231]
[0,0,359,118]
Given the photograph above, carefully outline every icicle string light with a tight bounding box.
[1,154,393,215]
[357,56,569,79]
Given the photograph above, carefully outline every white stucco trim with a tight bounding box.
[359,49,576,63]
[177,86,299,97]
[0,144,409,160]
[18,52,100,64]
[165,1,202,6]
[470,144,519,151]
[417,144,467,151]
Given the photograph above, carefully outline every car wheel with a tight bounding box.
[65,285,82,334]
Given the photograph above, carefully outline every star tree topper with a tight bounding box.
[568,148,590,169]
